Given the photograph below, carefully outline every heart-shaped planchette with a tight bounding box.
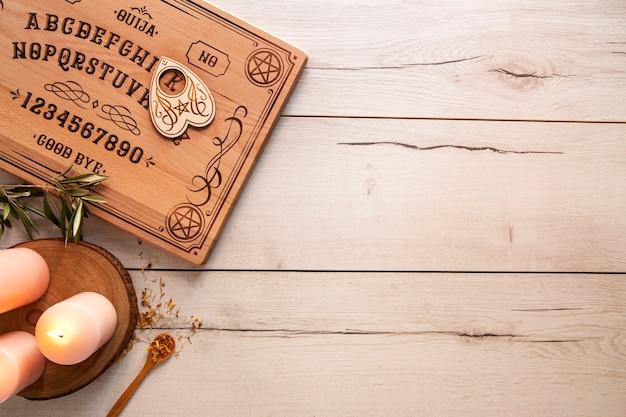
[149,57,216,138]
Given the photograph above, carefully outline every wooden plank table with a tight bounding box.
[1,0,625,415]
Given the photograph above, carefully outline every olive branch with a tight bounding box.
[0,165,108,244]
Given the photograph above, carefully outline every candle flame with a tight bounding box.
[47,330,65,338]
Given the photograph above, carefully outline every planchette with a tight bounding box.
[0,0,307,264]
[149,56,216,139]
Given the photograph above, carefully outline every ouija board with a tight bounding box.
[0,0,307,264]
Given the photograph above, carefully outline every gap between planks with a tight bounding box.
[282,115,626,124]
[127,268,626,274]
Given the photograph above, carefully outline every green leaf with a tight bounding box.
[43,193,60,227]
[59,200,68,238]
[81,195,107,203]
[61,187,90,197]
[72,200,84,238]
[5,190,32,198]
[2,200,10,221]
[24,204,46,219]
[14,205,38,239]
[58,173,109,185]
[1,185,28,192]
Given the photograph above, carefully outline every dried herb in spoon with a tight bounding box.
[107,334,176,417]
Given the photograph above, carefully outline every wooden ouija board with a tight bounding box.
[0,0,307,264]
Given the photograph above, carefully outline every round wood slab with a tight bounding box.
[0,239,138,400]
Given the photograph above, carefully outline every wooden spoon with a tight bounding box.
[107,334,176,417]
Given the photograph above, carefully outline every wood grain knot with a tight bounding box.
[488,57,570,92]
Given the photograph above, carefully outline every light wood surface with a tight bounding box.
[1,0,625,416]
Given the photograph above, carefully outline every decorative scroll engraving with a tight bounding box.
[45,81,90,108]
[97,104,141,135]
[186,105,247,208]
[44,81,141,135]
[130,6,153,19]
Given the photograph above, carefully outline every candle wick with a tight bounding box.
[47,330,65,338]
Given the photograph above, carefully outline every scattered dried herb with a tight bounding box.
[132,272,202,358]
[138,287,165,330]
[189,315,203,335]
[0,164,108,243]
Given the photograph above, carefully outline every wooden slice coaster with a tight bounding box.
[0,239,138,400]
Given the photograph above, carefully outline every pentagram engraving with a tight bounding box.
[166,204,204,241]
[246,49,283,86]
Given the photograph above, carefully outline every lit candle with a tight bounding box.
[0,331,47,403]
[0,247,50,314]
[35,292,117,365]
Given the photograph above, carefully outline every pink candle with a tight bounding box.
[0,331,47,403]
[0,247,50,314]
[35,292,117,365]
